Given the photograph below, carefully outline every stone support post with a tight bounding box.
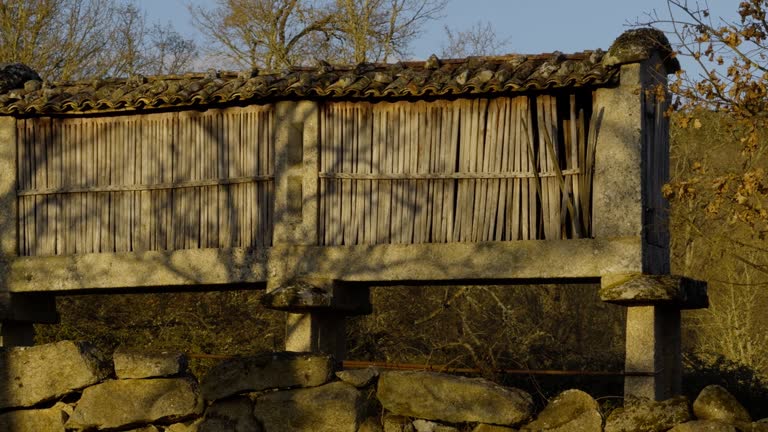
[593,33,704,399]
[0,116,58,346]
[267,101,370,360]
[601,273,707,400]
[623,306,681,399]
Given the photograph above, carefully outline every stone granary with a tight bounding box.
[0,29,706,400]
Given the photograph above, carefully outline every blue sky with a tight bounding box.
[140,0,739,73]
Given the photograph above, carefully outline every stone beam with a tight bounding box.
[7,237,642,293]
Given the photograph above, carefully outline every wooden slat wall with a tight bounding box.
[16,105,274,256]
[319,95,596,245]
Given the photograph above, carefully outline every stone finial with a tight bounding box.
[238,67,259,80]
[315,59,334,74]
[0,63,41,93]
[126,73,147,87]
[603,28,681,74]
[425,54,441,70]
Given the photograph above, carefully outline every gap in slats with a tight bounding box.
[318,94,595,246]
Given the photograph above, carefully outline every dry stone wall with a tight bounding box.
[0,341,766,432]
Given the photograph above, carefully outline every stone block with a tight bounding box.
[605,396,690,432]
[520,389,602,431]
[66,378,203,430]
[261,280,371,315]
[693,385,751,424]
[472,425,518,432]
[166,419,203,432]
[668,420,737,432]
[0,340,111,409]
[413,419,459,432]
[199,396,260,432]
[113,347,188,379]
[600,274,708,309]
[377,371,533,426]
[0,403,69,432]
[383,414,415,432]
[336,367,380,388]
[253,381,365,432]
[125,427,161,432]
[201,352,333,402]
[359,417,384,432]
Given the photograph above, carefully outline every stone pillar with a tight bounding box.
[0,116,58,346]
[285,312,346,362]
[623,306,681,399]
[267,101,370,360]
[594,30,694,399]
[601,274,707,400]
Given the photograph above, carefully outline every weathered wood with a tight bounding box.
[15,106,275,256]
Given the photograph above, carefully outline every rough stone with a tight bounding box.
[336,367,380,388]
[253,381,365,432]
[384,414,415,432]
[199,396,260,432]
[600,274,708,309]
[412,419,460,432]
[201,352,333,402]
[377,371,533,426]
[113,347,187,379]
[359,417,385,432]
[693,385,751,424]
[472,425,518,432]
[66,378,203,430]
[0,403,69,432]
[0,63,41,93]
[520,389,601,431]
[0,340,111,409]
[604,396,691,432]
[166,419,204,432]
[668,420,737,432]
[125,427,161,432]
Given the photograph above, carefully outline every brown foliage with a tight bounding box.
[641,1,768,239]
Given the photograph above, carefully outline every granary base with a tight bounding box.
[601,273,707,400]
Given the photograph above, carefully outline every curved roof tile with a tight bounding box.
[0,51,619,115]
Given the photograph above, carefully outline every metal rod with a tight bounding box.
[184,354,656,377]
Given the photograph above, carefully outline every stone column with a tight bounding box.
[266,101,370,360]
[601,274,707,400]
[593,30,695,400]
[0,116,59,346]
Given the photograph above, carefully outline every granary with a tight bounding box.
[0,28,706,400]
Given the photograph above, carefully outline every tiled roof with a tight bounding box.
[0,51,618,115]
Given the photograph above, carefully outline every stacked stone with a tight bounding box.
[0,341,201,432]
[1,341,767,431]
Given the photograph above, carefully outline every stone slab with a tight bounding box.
[201,352,333,402]
[8,238,642,292]
[600,274,708,309]
[261,280,371,314]
[0,403,69,432]
[113,347,188,379]
[377,371,533,426]
[253,381,365,432]
[66,378,203,430]
[0,341,111,409]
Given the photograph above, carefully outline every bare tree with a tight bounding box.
[332,0,448,63]
[189,0,447,71]
[0,0,197,81]
[440,21,510,58]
